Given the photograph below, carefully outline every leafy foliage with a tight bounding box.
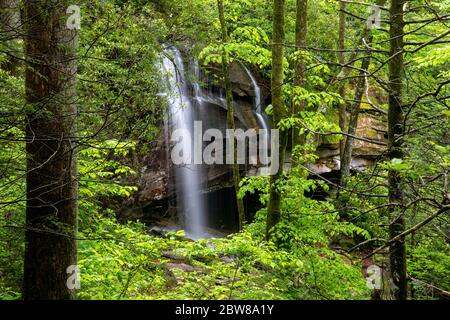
[1,0,449,301]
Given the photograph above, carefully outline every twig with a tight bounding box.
[363,205,450,260]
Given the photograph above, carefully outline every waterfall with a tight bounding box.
[161,47,207,239]
[158,48,271,238]
[241,63,270,131]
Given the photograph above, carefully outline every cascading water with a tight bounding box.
[159,48,270,239]
[161,48,207,239]
[241,63,270,131]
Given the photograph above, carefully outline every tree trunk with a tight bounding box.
[337,0,347,164]
[388,0,407,300]
[23,0,78,300]
[340,39,373,187]
[336,0,387,195]
[292,0,307,149]
[217,0,245,230]
[336,0,387,171]
[266,0,287,240]
[0,0,21,75]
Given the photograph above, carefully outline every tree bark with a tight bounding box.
[337,0,347,164]
[266,0,287,240]
[0,0,21,75]
[292,0,307,149]
[336,0,387,172]
[388,0,407,300]
[217,0,245,230]
[23,0,78,300]
[339,38,373,187]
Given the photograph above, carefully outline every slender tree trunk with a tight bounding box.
[23,0,78,300]
[336,0,387,195]
[336,0,387,173]
[217,0,245,230]
[340,38,373,187]
[388,0,407,300]
[337,0,347,164]
[292,0,307,149]
[266,0,287,240]
[0,0,21,75]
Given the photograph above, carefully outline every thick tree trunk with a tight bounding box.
[0,0,21,75]
[266,0,287,240]
[217,0,245,230]
[23,0,78,300]
[292,0,307,149]
[388,0,407,300]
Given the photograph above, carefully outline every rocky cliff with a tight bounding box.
[120,61,387,224]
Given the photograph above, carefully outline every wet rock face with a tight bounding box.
[229,62,260,97]
[205,61,270,102]
[229,62,255,97]
[138,133,170,204]
[138,171,167,203]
